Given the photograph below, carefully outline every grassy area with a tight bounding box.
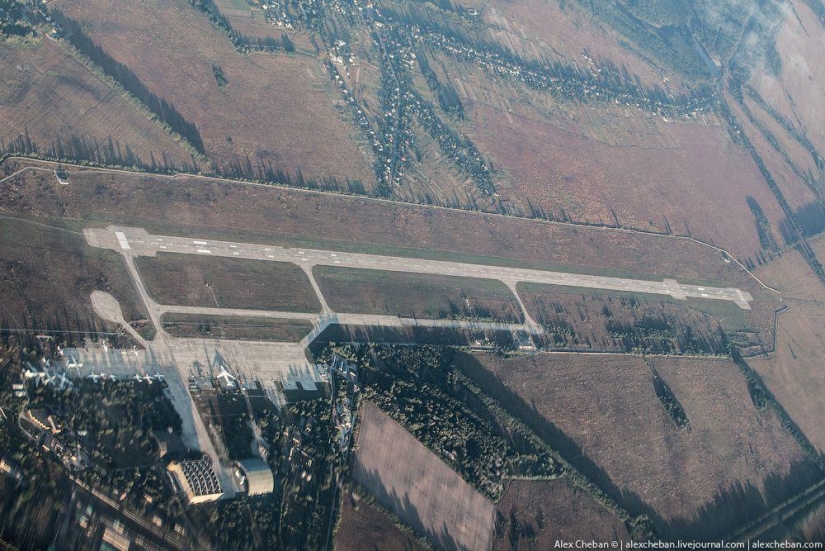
[517,282,752,332]
[314,266,524,322]
[0,162,754,288]
[517,281,761,355]
[161,313,312,342]
[135,253,320,312]
[0,216,152,339]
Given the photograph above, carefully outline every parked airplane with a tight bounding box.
[216,364,237,387]
[152,371,166,382]
[67,354,83,373]
[55,373,73,390]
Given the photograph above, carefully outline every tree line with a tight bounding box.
[50,9,205,154]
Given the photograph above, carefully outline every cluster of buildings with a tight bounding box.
[20,407,88,471]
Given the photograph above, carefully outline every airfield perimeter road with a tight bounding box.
[86,226,754,310]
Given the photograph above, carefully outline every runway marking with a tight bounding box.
[197,249,211,254]
[193,240,208,246]
[115,231,130,250]
[160,245,167,249]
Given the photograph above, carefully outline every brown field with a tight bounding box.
[493,479,629,549]
[0,39,192,168]
[54,0,374,186]
[135,253,320,312]
[517,283,774,356]
[0,161,764,293]
[467,103,785,259]
[335,495,426,551]
[0,217,151,338]
[722,91,817,215]
[743,92,819,185]
[160,314,312,342]
[353,401,496,551]
[315,267,524,322]
[212,0,316,53]
[479,0,674,90]
[754,250,825,301]
[468,352,816,538]
[806,235,825,284]
[750,302,825,453]
[752,0,825,158]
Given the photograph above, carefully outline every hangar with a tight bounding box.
[235,458,274,496]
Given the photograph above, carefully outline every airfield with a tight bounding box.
[50,225,757,498]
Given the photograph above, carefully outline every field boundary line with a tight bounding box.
[1,156,778,294]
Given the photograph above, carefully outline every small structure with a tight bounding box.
[234,458,274,496]
[514,331,536,352]
[27,408,62,434]
[154,430,186,459]
[168,457,224,504]
[102,523,131,551]
[0,458,24,485]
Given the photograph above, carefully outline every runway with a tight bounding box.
[86,226,754,309]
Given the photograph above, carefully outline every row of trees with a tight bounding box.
[51,9,205,154]
[0,131,196,175]
[189,0,296,54]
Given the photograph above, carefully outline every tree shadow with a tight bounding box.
[452,351,824,540]
[354,465,468,551]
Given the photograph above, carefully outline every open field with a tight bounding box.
[464,352,817,538]
[467,103,785,259]
[0,162,764,292]
[0,39,192,169]
[0,217,150,338]
[477,0,680,90]
[722,91,818,218]
[807,235,825,282]
[53,0,374,186]
[755,250,825,301]
[750,302,825,453]
[518,283,777,356]
[493,479,629,549]
[315,267,524,322]
[352,401,496,551]
[160,313,312,342]
[752,0,825,162]
[335,495,426,551]
[135,253,320,312]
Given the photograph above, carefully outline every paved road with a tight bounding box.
[86,226,754,309]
